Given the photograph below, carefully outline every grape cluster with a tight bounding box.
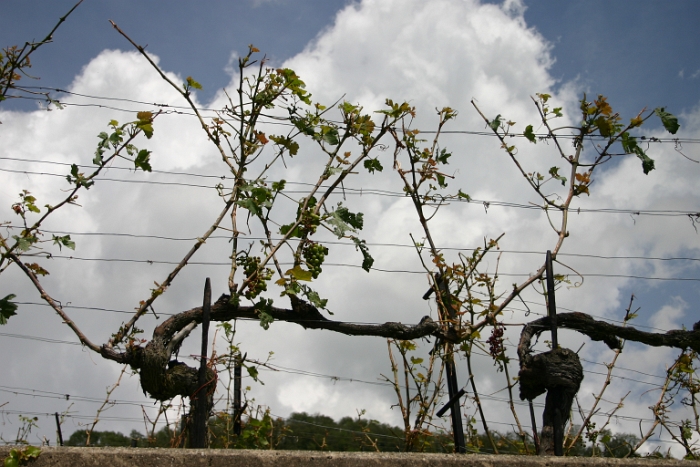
[486,325,505,358]
[236,255,272,299]
[303,242,328,279]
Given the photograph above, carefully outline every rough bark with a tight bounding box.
[518,315,584,456]
[100,304,700,404]
[518,347,583,455]
[99,294,453,402]
[515,311,700,456]
[518,312,700,356]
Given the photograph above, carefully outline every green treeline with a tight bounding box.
[65,412,645,457]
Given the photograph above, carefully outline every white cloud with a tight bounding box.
[1,0,700,454]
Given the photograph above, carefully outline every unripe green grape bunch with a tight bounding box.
[303,242,328,279]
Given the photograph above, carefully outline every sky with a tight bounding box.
[1,0,700,455]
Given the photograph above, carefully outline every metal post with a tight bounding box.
[190,278,211,448]
[54,412,63,446]
[424,275,466,454]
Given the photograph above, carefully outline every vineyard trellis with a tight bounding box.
[2,1,700,458]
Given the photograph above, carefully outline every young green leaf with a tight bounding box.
[621,133,655,174]
[279,223,302,238]
[0,294,18,325]
[548,166,567,186]
[303,287,328,310]
[321,126,339,145]
[327,205,364,237]
[489,114,502,131]
[523,125,536,143]
[364,158,383,174]
[352,237,374,272]
[52,234,76,251]
[654,108,679,134]
[185,76,203,90]
[436,148,452,164]
[134,149,152,172]
[286,265,313,282]
[457,190,471,202]
[636,151,655,175]
[270,135,300,156]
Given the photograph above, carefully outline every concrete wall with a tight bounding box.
[1,447,696,467]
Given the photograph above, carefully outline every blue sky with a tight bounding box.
[3,0,700,117]
[1,0,700,453]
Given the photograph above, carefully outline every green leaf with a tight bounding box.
[548,166,567,186]
[270,135,300,156]
[622,133,655,174]
[363,158,383,174]
[457,190,471,202]
[340,101,358,114]
[185,76,202,90]
[5,456,19,467]
[304,288,328,309]
[0,294,18,325]
[279,223,302,238]
[134,149,152,172]
[636,151,655,175]
[137,122,154,139]
[272,179,286,192]
[327,205,364,237]
[595,116,613,137]
[286,265,313,282]
[436,148,452,164]
[654,108,679,134]
[523,125,536,143]
[488,114,502,131]
[236,198,261,216]
[436,173,447,188]
[135,111,154,138]
[52,234,76,251]
[621,132,638,154]
[321,126,339,145]
[247,365,260,380]
[22,446,40,459]
[13,235,36,252]
[352,237,374,272]
[254,299,274,330]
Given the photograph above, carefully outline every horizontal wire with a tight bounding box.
[14,254,699,282]
[2,161,699,218]
[5,224,700,264]
[10,86,700,144]
[0,327,673,391]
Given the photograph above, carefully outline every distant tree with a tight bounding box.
[65,430,132,447]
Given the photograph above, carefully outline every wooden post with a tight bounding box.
[545,250,558,349]
[545,251,563,456]
[233,359,242,435]
[189,277,211,448]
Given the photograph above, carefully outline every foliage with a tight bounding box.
[65,430,134,447]
[3,446,40,467]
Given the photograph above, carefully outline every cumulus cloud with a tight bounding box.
[1,0,699,452]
